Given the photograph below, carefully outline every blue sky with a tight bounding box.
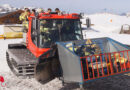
[0,0,130,14]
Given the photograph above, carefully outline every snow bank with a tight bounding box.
[82,13,130,33]
[0,39,22,72]
[81,13,130,45]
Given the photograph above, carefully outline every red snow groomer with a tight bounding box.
[6,12,130,89]
[6,12,83,82]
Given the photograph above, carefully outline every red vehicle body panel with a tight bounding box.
[26,19,50,58]
[38,13,80,19]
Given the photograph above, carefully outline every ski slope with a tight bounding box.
[82,13,130,45]
[82,13,130,33]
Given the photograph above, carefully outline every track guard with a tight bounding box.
[8,43,26,49]
[35,60,54,84]
[35,48,61,84]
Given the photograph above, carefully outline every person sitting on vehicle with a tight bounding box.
[37,8,44,16]
[37,8,44,13]
[40,20,50,33]
[19,8,31,32]
[40,20,52,45]
[47,8,52,14]
[55,8,62,15]
[30,9,36,17]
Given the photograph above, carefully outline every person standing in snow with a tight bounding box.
[19,8,30,32]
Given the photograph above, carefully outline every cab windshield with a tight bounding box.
[39,19,82,48]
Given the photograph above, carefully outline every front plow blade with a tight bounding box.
[35,61,54,84]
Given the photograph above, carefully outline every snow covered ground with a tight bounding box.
[0,39,63,90]
[82,13,130,33]
[82,13,130,45]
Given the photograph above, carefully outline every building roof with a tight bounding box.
[0,12,12,17]
[0,10,23,24]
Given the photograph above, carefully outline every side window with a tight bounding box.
[31,18,40,47]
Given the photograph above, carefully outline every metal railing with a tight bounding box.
[80,50,130,81]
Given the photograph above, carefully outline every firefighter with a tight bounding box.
[40,20,51,45]
[47,8,52,14]
[75,40,98,56]
[37,8,44,13]
[40,20,49,33]
[55,8,62,15]
[37,8,44,16]
[19,8,30,32]
[30,9,36,17]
